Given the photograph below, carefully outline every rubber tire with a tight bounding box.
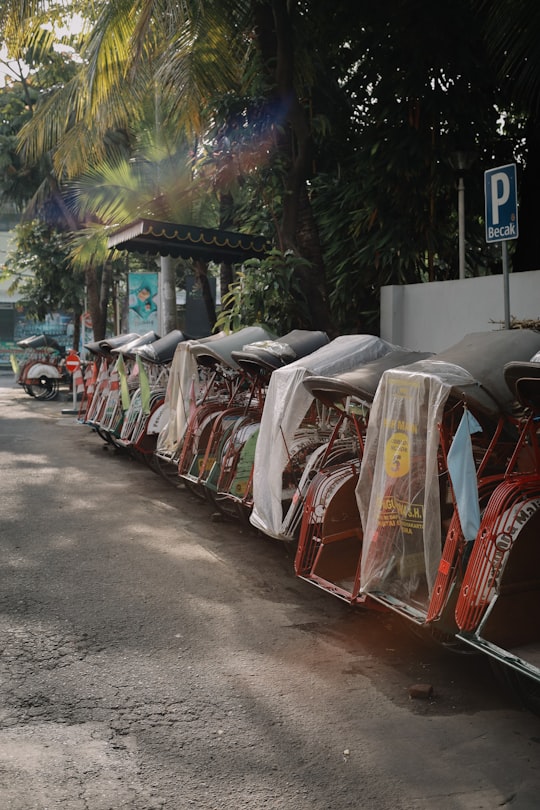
[28,377,59,400]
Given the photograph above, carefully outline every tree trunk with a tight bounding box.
[253,0,332,332]
[219,191,235,303]
[99,261,113,326]
[193,259,217,329]
[295,186,333,334]
[160,256,178,335]
[85,266,106,341]
[72,303,82,352]
[220,262,234,302]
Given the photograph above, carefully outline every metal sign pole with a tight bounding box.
[502,241,511,329]
[61,372,78,415]
[61,353,81,416]
[484,163,518,330]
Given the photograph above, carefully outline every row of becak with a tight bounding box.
[71,324,540,709]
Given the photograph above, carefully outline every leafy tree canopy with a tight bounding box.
[2,219,83,320]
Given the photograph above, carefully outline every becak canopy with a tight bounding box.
[250,334,396,539]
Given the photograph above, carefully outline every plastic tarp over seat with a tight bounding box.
[156,326,273,459]
[155,333,225,459]
[85,333,140,358]
[250,335,396,539]
[231,330,329,375]
[188,326,275,371]
[293,349,433,603]
[356,329,540,620]
[356,360,474,617]
[302,349,433,408]
[135,329,186,365]
[17,334,63,352]
[157,326,274,478]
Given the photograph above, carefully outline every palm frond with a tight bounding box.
[17,67,144,178]
[0,0,47,48]
[68,156,153,224]
[158,10,245,136]
[476,0,540,111]
[68,222,117,270]
[79,0,144,110]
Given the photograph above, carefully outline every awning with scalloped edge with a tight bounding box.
[108,219,269,263]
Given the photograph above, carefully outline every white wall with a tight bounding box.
[380,269,540,353]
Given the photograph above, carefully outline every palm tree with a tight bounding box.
[15,0,335,333]
[8,1,239,336]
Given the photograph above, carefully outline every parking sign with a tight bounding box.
[484,163,519,243]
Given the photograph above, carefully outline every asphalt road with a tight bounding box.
[1,374,539,810]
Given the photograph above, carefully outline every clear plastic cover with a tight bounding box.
[250,335,395,538]
[357,360,475,612]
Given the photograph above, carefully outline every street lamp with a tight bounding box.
[449,150,477,280]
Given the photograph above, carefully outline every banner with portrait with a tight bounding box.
[128,272,160,334]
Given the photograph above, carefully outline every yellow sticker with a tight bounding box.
[384,431,410,478]
[197,455,215,474]
[233,480,248,496]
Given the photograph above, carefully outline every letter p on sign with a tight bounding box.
[490,172,510,225]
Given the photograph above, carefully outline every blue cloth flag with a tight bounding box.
[447,409,482,542]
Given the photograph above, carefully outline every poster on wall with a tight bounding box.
[128,272,160,334]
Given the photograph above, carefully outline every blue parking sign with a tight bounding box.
[484,163,519,243]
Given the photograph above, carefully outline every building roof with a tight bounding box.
[107,219,269,263]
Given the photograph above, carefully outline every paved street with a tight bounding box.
[1,373,540,809]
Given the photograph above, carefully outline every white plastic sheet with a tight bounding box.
[156,334,225,456]
[250,335,395,538]
[357,360,475,611]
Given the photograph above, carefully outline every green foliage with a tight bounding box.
[2,219,83,319]
[3,0,540,339]
[0,6,86,211]
[215,249,312,335]
[0,84,40,208]
[308,0,519,333]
